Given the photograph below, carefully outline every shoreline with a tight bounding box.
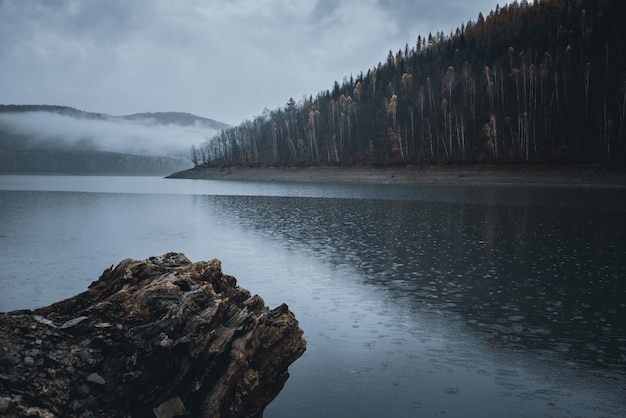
[167,164,626,188]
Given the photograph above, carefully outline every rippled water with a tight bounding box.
[1,175,625,417]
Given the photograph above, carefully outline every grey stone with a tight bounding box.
[76,384,90,397]
[86,373,106,385]
[60,316,88,329]
[0,353,20,366]
[78,350,92,363]
[153,397,187,418]
[0,396,14,413]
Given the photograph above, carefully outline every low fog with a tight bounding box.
[0,111,220,159]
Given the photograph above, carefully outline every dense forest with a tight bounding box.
[193,0,626,167]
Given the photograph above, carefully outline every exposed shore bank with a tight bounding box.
[167,164,626,188]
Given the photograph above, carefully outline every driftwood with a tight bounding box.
[0,253,306,417]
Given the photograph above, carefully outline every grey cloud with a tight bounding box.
[309,1,341,23]
[21,0,146,44]
[0,0,501,125]
[378,0,499,41]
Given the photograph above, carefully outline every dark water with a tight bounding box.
[0,175,625,417]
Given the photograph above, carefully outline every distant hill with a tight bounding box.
[0,104,229,174]
[122,112,230,130]
[0,104,99,117]
[0,105,229,130]
[194,0,626,168]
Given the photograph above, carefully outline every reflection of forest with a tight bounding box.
[197,1,626,167]
[209,191,626,370]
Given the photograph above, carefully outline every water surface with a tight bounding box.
[0,175,624,417]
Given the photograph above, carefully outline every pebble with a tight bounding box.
[0,396,14,413]
[78,350,92,363]
[61,316,88,329]
[153,397,188,418]
[0,353,20,366]
[24,356,35,367]
[33,315,57,328]
[87,373,106,385]
[24,406,54,418]
[77,384,91,397]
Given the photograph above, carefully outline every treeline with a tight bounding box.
[194,0,626,167]
[0,104,105,119]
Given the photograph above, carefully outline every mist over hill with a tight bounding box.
[0,105,229,174]
[121,111,229,130]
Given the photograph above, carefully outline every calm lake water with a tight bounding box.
[0,174,625,417]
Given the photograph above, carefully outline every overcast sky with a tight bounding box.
[0,0,501,126]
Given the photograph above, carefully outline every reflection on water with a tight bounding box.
[1,176,625,417]
[216,196,626,369]
[200,192,626,417]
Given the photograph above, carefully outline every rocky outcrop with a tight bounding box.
[0,253,306,417]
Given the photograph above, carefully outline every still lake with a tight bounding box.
[0,174,625,417]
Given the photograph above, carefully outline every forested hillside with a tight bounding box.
[193,0,626,167]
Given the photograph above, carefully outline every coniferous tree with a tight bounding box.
[195,0,626,167]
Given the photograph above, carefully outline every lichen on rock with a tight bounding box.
[0,253,306,417]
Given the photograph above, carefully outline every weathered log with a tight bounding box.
[0,253,306,417]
